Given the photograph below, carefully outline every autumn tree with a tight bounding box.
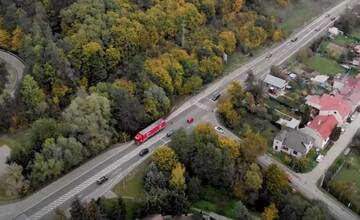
[169,162,186,191]
[244,163,263,191]
[11,26,23,51]
[152,145,178,172]
[241,128,268,162]
[264,164,289,195]
[0,28,10,49]
[218,31,237,54]
[261,203,279,220]
[2,163,28,197]
[20,75,47,113]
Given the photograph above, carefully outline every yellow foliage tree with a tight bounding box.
[272,29,283,42]
[0,28,10,49]
[144,58,174,94]
[11,27,23,51]
[169,162,186,191]
[261,203,279,220]
[152,145,178,172]
[219,136,241,158]
[219,31,237,54]
[238,23,268,49]
[112,79,136,95]
[276,0,289,8]
[232,0,245,12]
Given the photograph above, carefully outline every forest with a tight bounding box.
[0,0,289,194]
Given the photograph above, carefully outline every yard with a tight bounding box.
[332,35,355,47]
[305,55,345,75]
[193,186,246,219]
[330,150,360,204]
[112,160,150,220]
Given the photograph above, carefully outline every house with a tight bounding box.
[311,75,329,87]
[328,27,343,38]
[301,115,337,149]
[273,129,315,157]
[354,45,360,54]
[350,58,360,67]
[306,94,351,125]
[337,74,360,111]
[264,74,287,95]
[142,215,164,220]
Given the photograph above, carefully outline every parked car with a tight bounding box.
[139,148,149,156]
[265,54,272,60]
[315,27,320,32]
[166,130,174,137]
[330,17,336,21]
[187,117,194,124]
[316,154,324,163]
[96,176,108,185]
[214,126,224,133]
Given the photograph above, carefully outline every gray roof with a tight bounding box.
[264,74,287,88]
[276,130,315,154]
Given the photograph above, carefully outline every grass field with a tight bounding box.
[262,0,340,33]
[331,151,360,197]
[305,55,345,75]
[112,160,150,220]
[193,186,242,219]
[333,35,356,47]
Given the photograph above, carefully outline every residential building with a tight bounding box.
[264,74,287,95]
[301,115,338,149]
[328,27,343,38]
[306,94,351,125]
[311,75,329,87]
[273,129,315,157]
[276,118,300,129]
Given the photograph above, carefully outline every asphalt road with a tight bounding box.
[0,49,25,97]
[2,0,359,219]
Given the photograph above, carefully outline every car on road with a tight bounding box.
[265,54,272,60]
[187,117,194,124]
[96,176,108,185]
[326,14,330,17]
[291,37,298,42]
[316,154,324,163]
[166,129,174,137]
[315,27,320,32]
[330,17,336,21]
[210,92,221,102]
[214,126,224,133]
[139,148,149,156]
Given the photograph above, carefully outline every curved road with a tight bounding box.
[1,1,359,219]
[0,49,25,97]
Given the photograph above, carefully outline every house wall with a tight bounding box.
[301,127,327,149]
[279,147,303,158]
[273,139,283,151]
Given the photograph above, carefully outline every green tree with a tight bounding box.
[244,163,263,191]
[241,128,268,162]
[229,201,252,220]
[20,75,47,113]
[70,197,85,220]
[303,205,326,220]
[97,197,126,220]
[30,153,64,188]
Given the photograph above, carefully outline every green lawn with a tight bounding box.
[333,35,355,47]
[193,186,241,219]
[332,151,360,196]
[305,55,345,75]
[112,159,150,220]
[349,30,360,40]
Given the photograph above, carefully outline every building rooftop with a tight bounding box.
[307,115,338,140]
[264,74,287,89]
[275,129,314,154]
[306,94,351,119]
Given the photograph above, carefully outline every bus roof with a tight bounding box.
[138,118,165,134]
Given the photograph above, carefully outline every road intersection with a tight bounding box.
[1,1,359,219]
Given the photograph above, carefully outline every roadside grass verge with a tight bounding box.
[112,159,150,220]
[305,55,345,75]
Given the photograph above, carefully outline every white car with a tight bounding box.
[214,126,224,133]
[316,154,324,163]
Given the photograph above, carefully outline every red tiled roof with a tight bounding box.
[306,94,351,119]
[308,115,338,140]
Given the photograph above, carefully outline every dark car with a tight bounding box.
[210,92,221,101]
[291,37,298,42]
[330,17,336,21]
[96,176,108,185]
[139,148,149,156]
[166,130,174,137]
